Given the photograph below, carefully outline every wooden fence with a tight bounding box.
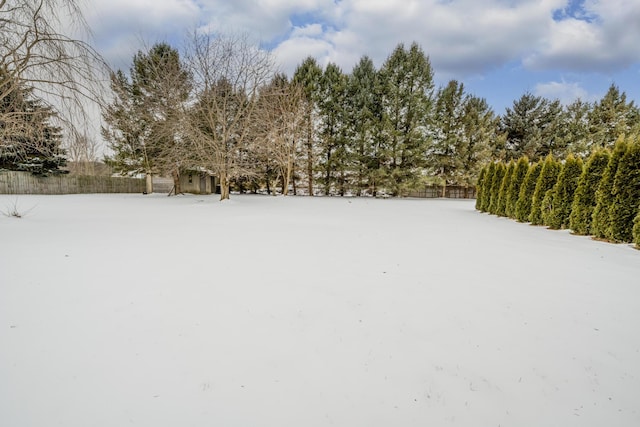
[0,171,145,195]
[406,185,476,199]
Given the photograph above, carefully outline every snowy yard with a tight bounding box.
[1,194,639,427]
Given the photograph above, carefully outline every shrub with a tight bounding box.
[506,157,529,219]
[496,161,515,217]
[608,136,640,242]
[488,162,506,215]
[569,148,611,235]
[633,209,640,249]
[515,162,542,222]
[529,155,561,225]
[475,166,487,211]
[545,155,584,229]
[480,162,496,212]
[592,136,628,240]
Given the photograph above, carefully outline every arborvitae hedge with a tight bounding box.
[529,155,561,225]
[609,136,640,242]
[475,166,487,211]
[496,161,515,217]
[515,162,542,222]
[488,163,506,214]
[633,210,640,249]
[592,137,628,240]
[545,155,584,229]
[569,148,611,235]
[506,157,529,219]
[480,162,496,212]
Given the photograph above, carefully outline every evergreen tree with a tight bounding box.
[317,63,348,195]
[430,80,466,191]
[569,148,610,235]
[562,99,592,157]
[592,136,628,240]
[458,95,495,187]
[480,162,496,212]
[292,56,323,195]
[496,160,515,217]
[544,155,584,229]
[488,162,506,214]
[529,155,561,225]
[515,162,542,222]
[506,157,529,218]
[500,93,564,161]
[609,136,640,242]
[379,42,434,196]
[588,84,639,148]
[345,56,383,196]
[475,165,487,210]
[633,209,640,249]
[0,71,65,175]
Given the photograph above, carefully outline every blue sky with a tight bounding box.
[81,0,640,114]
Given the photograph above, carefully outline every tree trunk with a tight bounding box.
[172,169,181,195]
[145,173,153,194]
[220,173,230,201]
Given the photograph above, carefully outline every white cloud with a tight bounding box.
[534,80,590,104]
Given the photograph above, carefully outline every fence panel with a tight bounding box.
[406,185,476,199]
[0,171,145,195]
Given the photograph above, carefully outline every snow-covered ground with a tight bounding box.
[1,194,639,427]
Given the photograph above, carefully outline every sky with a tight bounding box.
[79,0,640,114]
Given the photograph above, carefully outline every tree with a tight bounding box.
[475,165,487,211]
[345,55,383,196]
[609,135,640,242]
[506,156,529,219]
[1,0,105,169]
[103,43,192,193]
[457,95,496,187]
[562,99,591,157]
[292,57,322,195]
[500,93,564,161]
[317,63,348,195]
[515,162,542,222]
[480,162,496,212]
[633,209,640,249]
[592,136,627,239]
[0,70,65,174]
[569,148,610,235]
[543,155,583,229]
[184,33,275,200]
[496,160,515,217]
[254,74,305,195]
[488,162,506,215]
[588,84,639,148]
[379,42,434,196]
[430,80,466,192]
[529,155,561,225]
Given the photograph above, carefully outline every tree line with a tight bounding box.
[476,134,640,248]
[1,4,639,200]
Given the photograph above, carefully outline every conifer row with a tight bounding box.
[476,134,640,248]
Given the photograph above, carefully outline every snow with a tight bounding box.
[1,193,639,427]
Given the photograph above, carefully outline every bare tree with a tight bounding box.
[0,0,107,169]
[184,32,276,200]
[254,74,306,195]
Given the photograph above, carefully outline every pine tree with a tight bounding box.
[458,95,495,187]
[475,165,487,211]
[0,70,65,175]
[292,57,323,195]
[379,42,434,196]
[345,56,383,196]
[317,62,348,195]
[569,148,610,235]
[592,136,628,240]
[633,209,640,249]
[529,155,561,225]
[496,161,515,217]
[506,157,529,218]
[545,155,584,229]
[488,162,506,214]
[588,84,639,148]
[608,136,640,242]
[480,162,496,212]
[515,162,542,222]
